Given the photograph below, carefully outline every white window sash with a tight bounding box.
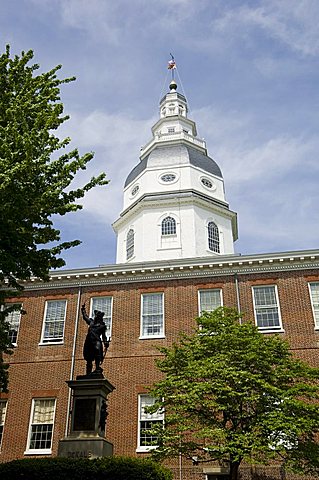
[0,401,7,449]
[5,304,22,345]
[308,283,319,329]
[140,293,164,338]
[40,300,67,344]
[137,395,163,451]
[25,398,56,454]
[252,286,283,331]
[198,289,223,315]
[90,296,113,338]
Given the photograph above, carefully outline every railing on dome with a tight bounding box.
[141,131,206,154]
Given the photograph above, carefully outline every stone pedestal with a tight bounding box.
[58,375,115,459]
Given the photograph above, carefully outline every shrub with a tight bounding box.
[0,456,173,480]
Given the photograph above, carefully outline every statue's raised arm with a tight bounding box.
[81,304,90,325]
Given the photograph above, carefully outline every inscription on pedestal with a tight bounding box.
[73,398,96,431]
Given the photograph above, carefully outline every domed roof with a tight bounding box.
[124,144,223,187]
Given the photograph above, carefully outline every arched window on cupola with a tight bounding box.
[126,229,135,260]
[207,221,220,253]
[161,216,176,236]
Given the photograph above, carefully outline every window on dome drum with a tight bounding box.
[199,289,222,315]
[5,304,22,345]
[138,395,163,450]
[201,177,213,189]
[26,398,56,453]
[131,185,139,196]
[90,297,113,337]
[126,229,135,260]
[161,173,176,183]
[0,401,7,449]
[207,221,220,253]
[41,300,67,344]
[252,285,283,331]
[309,283,319,329]
[141,293,164,338]
[161,216,176,235]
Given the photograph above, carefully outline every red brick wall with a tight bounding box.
[1,268,319,480]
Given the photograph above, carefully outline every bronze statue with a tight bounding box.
[81,304,110,375]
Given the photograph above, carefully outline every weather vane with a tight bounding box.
[167,53,176,80]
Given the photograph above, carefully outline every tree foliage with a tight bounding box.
[149,307,319,480]
[0,45,108,390]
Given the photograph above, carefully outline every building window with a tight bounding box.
[41,300,67,344]
[5,304,22,345]
[126,229,135,260]
[0,401,7,449]
[208,221,220,253]
[131,185,139,196]
[309,283,319,329]
[167,127,175,134]
[141,293,164,338]
[138,395,163,450]
[161,216,176,235]
[160,173,176,183]
[91,297,113,337]
[26,399,56,453]
[199,289,222,315]
[252,285,282,331]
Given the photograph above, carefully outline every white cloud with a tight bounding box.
[212,0,319,57]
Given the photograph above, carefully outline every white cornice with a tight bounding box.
[113,190,234,231]
[22,249,319,291]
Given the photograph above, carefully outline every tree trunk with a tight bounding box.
[229,461,240,480]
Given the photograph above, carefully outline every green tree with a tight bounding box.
[0,45,108,390]
[149,307,319,480]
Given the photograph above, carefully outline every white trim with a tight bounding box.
[0,400,7,450]
[308,282,319,329]
[252,285,284,332]
[89,296,113,338]
[136,394,163,451]
[140,293,165,339]
[24,398,56,455]
[40,300,67,344]
[198,288,223,316]
[5,303,22,347]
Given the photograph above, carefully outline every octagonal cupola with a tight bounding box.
[113,75,238,264]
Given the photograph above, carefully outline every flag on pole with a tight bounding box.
[168,55,176,69]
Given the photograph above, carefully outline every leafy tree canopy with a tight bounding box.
[0,45,108,390]
[149,307,319,480]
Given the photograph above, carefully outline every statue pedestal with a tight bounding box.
[58,375,115,459]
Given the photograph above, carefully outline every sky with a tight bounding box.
[1,0,319,269]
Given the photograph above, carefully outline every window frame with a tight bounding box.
[5,303,22,346]
[137,394,164,452]
[89,296,113,338]
[25,398,56,455]
[308,282,319,329]
[198,289,223,316]
[40,300,67,345]
[126,228,135,260]
[0,400,7,450]
[161,216,176,236]
[140,293,165,339]
[252,285,283,332]
[207,221,220,253]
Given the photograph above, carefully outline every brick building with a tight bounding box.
[1,78,319,480]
